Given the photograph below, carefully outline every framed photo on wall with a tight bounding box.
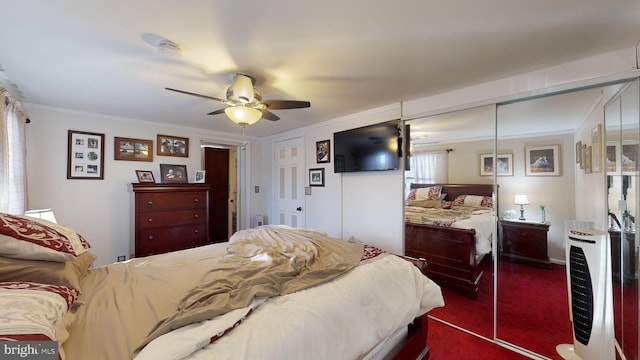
[157,134,189,157]
[525,145,560,176]
[309,168,325,187]
[67,130,105,179]
[160,164,188,184]
[479,153,513,176]
[316,140,330,163]
[591,124,602,172]
[114,137,153,162]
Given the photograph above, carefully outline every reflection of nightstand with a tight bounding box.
[500,219,551,269]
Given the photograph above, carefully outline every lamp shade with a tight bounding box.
[514,194,530,205]
[224,106,262,126]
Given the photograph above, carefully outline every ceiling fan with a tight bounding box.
[165,73,311,128]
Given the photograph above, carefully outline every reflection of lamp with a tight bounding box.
[24,209,57,224]
[224,106,262,127]
[514,195,530,220]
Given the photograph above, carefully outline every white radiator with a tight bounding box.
[557,228,614,360]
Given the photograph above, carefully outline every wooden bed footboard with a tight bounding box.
[405,222,483,299]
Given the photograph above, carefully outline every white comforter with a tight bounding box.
[136,253,444,360]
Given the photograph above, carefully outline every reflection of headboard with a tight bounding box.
[410,183,494,202]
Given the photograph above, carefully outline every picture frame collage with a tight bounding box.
[67,131,205,184]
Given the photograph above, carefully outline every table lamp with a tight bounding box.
[514,195,530,220]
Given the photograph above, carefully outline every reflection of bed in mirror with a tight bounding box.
[404,184,494,299]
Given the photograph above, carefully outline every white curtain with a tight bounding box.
[410,149,448,184]
[0,89,28,214]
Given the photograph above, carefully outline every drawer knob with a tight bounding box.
[147,218,154,223]
[194,229,199,234]
[194,214,199,218]
[193,198,199,203]
[147,235,154,240]
[147,200,154,205]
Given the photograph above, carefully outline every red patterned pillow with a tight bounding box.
[0,281,80,347]
[0,213,90,262]
[413,186,442,200]
[453,195,493,208]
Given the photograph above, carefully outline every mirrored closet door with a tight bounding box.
[605,78,639,360]
[405,105,496,340]
[405,77,640,360]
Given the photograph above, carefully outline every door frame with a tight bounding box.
[197,135,251,231]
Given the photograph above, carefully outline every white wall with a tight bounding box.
[25,105,263,266]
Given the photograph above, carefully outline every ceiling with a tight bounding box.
[0,1,639,138]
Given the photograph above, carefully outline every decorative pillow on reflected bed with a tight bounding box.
[407,185,442,201]
[0,281,79,345]
[0,251,96,289]
[0,213,90,262]
[453,195,493,208]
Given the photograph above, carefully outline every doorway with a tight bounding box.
[203,145,238,243]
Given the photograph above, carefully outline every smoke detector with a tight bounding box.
[156,39,182,57]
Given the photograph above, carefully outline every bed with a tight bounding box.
[404,184,496,299]
[0,213,444,360]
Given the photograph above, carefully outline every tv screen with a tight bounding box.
[333,119,400,173]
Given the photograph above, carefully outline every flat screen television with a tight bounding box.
[333,119,402,173]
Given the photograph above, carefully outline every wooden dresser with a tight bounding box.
[130,183,210,257]
[500,219,551,269]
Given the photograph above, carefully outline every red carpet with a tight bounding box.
[429,258,573,359]
[427,318,530,360]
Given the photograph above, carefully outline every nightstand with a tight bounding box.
[500,219,551,269]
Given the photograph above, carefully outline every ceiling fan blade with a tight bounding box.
[165,87,225,103]
[207,108,227,116]
[262,100,311,110]
[260,109,280,121]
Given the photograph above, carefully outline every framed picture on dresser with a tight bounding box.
[160,164,188,184]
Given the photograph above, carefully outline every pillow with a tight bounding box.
[0,281,80,344]
[407,199,442,208]
[0,251,96,289]
[452,195,493,208]
[442,200,454,209]
[0,213,90,262]
[407,186,442,201]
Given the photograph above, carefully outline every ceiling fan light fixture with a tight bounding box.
[225,106,262,126]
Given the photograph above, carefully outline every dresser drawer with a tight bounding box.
[136,191,206,211]
[137,208,206,230]
[137,224,207,256]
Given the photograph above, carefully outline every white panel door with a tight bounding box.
[274,137,305,228]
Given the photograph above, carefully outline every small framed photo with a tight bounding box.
[309,168,325,187]
[591,124,602,172]
[194,170,206,183]
[525,145,560,176]
[67,130,105,180]
[575,140,582,165]
[114,137,153,162]
[622,142,639,174]
[157,134,189,157]
[316,139,330,163]
[135,170,155,183]
[160,164,188,183]
[479,153,513,176]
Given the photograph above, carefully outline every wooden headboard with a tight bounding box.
[410,183,495,201]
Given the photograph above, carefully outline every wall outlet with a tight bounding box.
[117,255,126,262]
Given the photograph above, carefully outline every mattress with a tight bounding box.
[64,227,444,360]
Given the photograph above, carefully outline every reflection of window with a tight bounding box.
[405,150,448,193]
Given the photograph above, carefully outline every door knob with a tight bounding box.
[296,207,302,212]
